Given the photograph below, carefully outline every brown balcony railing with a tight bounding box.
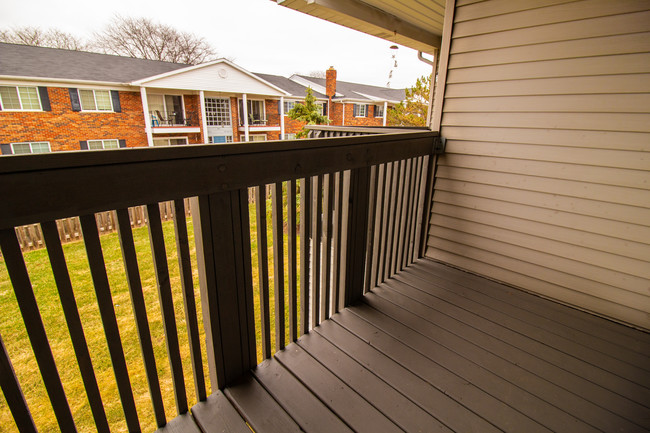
[0,131,439,432]
[150,110,199,127]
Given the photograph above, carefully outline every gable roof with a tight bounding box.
[0,43,187,83]
[295,75,406,103]
[254,73,328,99]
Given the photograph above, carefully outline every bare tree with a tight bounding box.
[93,16,217,65]
[0,26,88,50]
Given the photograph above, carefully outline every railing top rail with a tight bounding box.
[0,131,438,230]
[306,125,431,133]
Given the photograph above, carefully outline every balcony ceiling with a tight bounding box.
[276,0,445,54]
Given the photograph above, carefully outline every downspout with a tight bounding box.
[280,96,285,139]
[140,87,154,147]
[417,50,438,129]
[243,93,249,142]
[341,102,345,125]
[382,101,388,126]
[199,90,208,144]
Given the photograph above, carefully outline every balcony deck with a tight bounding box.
[169,259,650,433]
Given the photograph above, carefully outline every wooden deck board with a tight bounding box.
[181,259,650,433]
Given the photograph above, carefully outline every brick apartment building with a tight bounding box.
[0,43,405,154]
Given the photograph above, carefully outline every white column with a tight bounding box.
[140,87,154,147]
[243,93,249,142]
[341,102,345,125]
[199,90,209,144]
[280,96,285,140]
[383,101,388,126]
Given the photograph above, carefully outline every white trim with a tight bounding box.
[280,96,285,139]
[237,126,280,132]
[200,90,209,144]
[342,102,345,125]
[243,93,249,142]
[140,87,154,147]
[152,126,201,134]
[383,101,388,126]
[10,141,51,154]
[0,75,132,90]
[132,58,291,96]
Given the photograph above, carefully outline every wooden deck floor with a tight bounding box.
[165,259,650,433]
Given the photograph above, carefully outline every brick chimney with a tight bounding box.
[326,66,337,98]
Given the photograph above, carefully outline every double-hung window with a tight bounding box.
[10,141,51,154]
[88,139,119,150]
[353,104,367,117]
[283,100,296,114]
[0,86,42,110]
[79,89,113,111]
[374,104,384,117]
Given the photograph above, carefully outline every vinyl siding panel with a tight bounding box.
[428,0,650,329]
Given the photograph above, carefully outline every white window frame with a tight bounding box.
[0,86,42,111]
[247,134,267,142]
[204,97,232,126]
[10,141,51,154]
[284,133,297,140]
[208,135,233,144]
[87,139,120,150]
[152,136,189,147]
[354,104,367,117]
[79,89,114,112]
[374,104,384,117]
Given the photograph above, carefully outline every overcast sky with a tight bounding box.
[0,0,433,89]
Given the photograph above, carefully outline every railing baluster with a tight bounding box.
[255,185,272,359]
[370,164,385,289]
[299,177,311,335]
[402,158,416,269]
[271,182,285,352]
[41,220,110,432]
[320,174,334,320]
[392,160,406,275]
[384,161,399,281]
[330,172,344,314]
[337,170,351,312]
[311,175,323,328]
[397,159,412,272]
[363,165,379,294]
[377,163,391,285]
[146,203,188,415]
[0,330,38,433]
[343,165,372,306]
[79,214,140,432]
[419,154,438,258]
[287,180,298,342]
[115,208,167,428]
[172,199,206,402]
[409,156,424,264]
[0,228,78,432]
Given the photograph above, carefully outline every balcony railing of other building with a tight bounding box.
[238,117,267,126]
[0,131,442,432]
[150,110,199,127]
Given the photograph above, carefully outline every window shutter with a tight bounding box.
[353,104,358,117]
[278,100,281,115]
[366,105,370,117]
[69,88,81,112]
[118,139,126,148]
[1,144,12,155]
[323,102,328,116]
[110,91,121,113]
[79,140,88,150]
[38,87,51,111]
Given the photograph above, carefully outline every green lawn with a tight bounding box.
[0,189,300,433]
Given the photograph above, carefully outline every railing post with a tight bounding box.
[343,165,372,306]
[190,189,256,390]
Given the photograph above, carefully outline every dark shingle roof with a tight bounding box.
[297,75,405,102]
[0,42,187,83]
[254,73,328,99]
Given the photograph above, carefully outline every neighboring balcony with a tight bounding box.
[150,110,201,134]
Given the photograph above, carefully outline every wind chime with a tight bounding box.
[387,31,399,88]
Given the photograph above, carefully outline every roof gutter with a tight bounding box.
[0,75,133,89]
[417,51,435,66]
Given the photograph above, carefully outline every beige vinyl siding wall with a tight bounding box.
[427,0,650,330]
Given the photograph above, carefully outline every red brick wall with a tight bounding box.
[342,103,384,126]
[0,87,148,152]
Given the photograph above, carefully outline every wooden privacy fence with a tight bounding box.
[0,131,440,432]
[11,199,192,253]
